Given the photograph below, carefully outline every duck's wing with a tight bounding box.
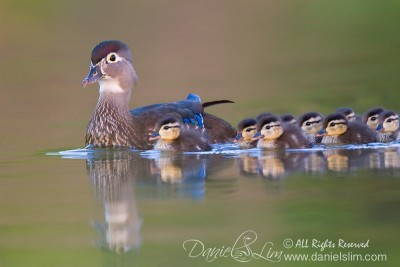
[202,113,236,143]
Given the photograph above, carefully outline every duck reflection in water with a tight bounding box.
[85,149,230,252]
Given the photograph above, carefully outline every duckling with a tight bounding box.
[234,118,258,149]
[319,114,377,144]
[335,107,358,122]
[376,111,399,142]
[363,107,385,131]
[298,112,324,143]
[280,114,297,125]
[252,115,310,149]
[149,117,212,152]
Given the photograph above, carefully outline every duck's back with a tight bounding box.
[276,124,311,149]
[338,121,377,144]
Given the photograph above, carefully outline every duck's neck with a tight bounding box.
[86,87,146,149]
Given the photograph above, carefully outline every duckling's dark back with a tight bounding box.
[276,124,311,149]
[175,127,212,152]
[338,121,377,144]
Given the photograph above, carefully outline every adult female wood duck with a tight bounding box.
[82,40,236,149]
[319,114,377,144]
[149,117,212,152]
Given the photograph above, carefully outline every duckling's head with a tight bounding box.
[363,107,385,130]
[336,107,356,122]
[82,40,138,94]
[376,111,399,133]
[235,118,257,142]
[321,114,348,137]
[150,117,182,141]
[254,116,284,140]
[298,112,323,135]
[280,114,297,125]
[256,112,273,121]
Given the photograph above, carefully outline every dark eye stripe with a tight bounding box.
[329,122,346,127]
[305,120,321,126]
[245,127,256,132]
[265,124,281,130]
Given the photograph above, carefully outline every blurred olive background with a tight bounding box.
[1,0,400,267]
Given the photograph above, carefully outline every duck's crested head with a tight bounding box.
[298,112,323,134]
[377,111,399,133]
[335,107,356,121]
[82,40,138,92]
[235,118,257,141]
[151,116,182,141]
[255,115,283,140]
[323,113,348,136]
[91,40,132,65]
[363,107,384,130]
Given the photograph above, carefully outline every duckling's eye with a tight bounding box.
[330,122,336,127]
[246,127,255,132]
[108,54,116,62]
[305,122,311,126]
[370,117,377,121]
[387,119,393,123]
[265,126,271,130]
[163,126,170,130]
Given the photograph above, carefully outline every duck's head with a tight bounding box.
[280,114,297,125]
[335,107,356,121]
[150,117,182,141]
[298,112,323,135]
[376,111,399,133]
[252,115,283,141]
[363,107,385,130]
[234,118,257,142]
[82,40,138,94]
[319,114,348,137]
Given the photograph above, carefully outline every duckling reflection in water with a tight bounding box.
[319,114,377,145]
[234,118,258,149]
[363,107,385,131]
[298,112,324,143]
[149,117,212,152]
[253,115,311,149]
[375,111,399,142]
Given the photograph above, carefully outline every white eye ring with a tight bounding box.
[107,53,118,63]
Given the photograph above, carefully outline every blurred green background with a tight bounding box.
[1,0,400,267]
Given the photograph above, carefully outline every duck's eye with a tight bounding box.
[370,117,377,121]
[265,126,271,130]
[163,126,170,130]
[330,122,336,127]
[108,54,116,62]
[246,127,255,132]
[305,122,311,126]
[387,119,392,123]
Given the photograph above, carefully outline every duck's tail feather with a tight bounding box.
[202,100,234,108]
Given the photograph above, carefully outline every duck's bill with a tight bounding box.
[251,132,263,141]
[82,63,103,87]
[233,133,243,142]
[148,132,161,141]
